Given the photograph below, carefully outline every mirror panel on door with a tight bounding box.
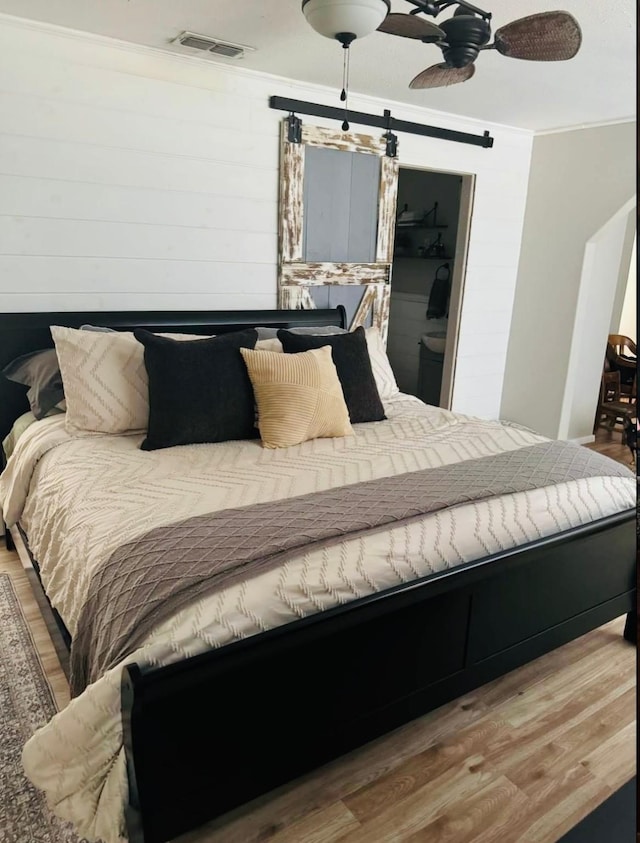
[302,147,380,264]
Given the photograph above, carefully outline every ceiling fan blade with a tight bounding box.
[409,63,475,89]
[494,11,582,61]
[378,13,445,41]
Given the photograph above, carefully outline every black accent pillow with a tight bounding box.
[2,348,65,419]
[134,329,259,451]
[277,326,386,424]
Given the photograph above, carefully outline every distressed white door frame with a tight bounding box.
[277,120,399,343]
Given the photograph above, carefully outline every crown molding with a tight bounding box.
[535,116,636,136]
[1,11,632,137]
[0,11,534,137]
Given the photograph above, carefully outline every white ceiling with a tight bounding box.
[0,0,635,131]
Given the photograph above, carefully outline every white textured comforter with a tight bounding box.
[0,395,634,843]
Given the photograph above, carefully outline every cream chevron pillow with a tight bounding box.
[240,346,353,449]
[51,326,149,435]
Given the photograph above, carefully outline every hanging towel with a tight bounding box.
[427,263,451,320]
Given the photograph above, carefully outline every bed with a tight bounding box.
[0,308,635,843]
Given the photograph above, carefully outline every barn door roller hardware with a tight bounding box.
[383,109,398,157]
[286,112,303,144]
[271,95,493,149]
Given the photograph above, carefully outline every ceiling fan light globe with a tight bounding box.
[302,0,390,41]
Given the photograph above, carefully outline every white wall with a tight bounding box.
[617,236,637,343]
[608,216,636,336]
[500,121,636,439]
[0,14,533,419]
[559,202,635,441]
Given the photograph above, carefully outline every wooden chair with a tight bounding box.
[606,334,637,398]
[608,334,637,358]
[594,370,637,436]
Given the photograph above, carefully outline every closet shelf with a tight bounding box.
[393,255,454,261]
[396,222,449,230]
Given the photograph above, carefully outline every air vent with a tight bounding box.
[180,35,216,51]
[173,32,255,60]
[210,42,244,58]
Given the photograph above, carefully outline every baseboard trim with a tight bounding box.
[569,434,596,445]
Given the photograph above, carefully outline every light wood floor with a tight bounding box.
[586,426,635,467]
[0,433,635,843]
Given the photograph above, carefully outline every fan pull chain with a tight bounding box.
[341,45,350,131]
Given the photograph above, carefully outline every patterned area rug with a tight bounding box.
[0,573,85,842]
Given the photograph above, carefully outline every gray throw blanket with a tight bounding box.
[70,440,632,694]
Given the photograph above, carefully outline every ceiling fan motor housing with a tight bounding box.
[439,14,491,67]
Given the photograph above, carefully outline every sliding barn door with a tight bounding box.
[278,120,399,344]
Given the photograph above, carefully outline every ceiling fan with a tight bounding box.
[377,0,582,88]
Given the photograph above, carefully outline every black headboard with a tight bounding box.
[0,307,347,443]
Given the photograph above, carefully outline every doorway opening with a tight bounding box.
[387,166,474,409]
[563,203,636,457]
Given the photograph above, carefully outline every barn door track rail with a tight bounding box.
[269,96,494,149]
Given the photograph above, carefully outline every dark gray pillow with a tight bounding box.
[2,349,65,419]
[256,325,347,340]
[134,329,259,451]
[79,324,116,333]
[278,326,386,424]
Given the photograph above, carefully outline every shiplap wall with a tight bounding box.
[0,14,533,419]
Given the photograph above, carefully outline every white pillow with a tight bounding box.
[256,337,283,353]
[51,327,214,436]
[365,327,399,400]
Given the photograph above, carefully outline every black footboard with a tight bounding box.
[122,510,636,843]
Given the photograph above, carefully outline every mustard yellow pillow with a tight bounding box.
[240,346,353,449]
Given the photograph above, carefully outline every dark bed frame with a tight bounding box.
[0,309,636,843]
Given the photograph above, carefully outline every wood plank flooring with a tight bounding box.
[586,427,635,467]
[0,433,635,843]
